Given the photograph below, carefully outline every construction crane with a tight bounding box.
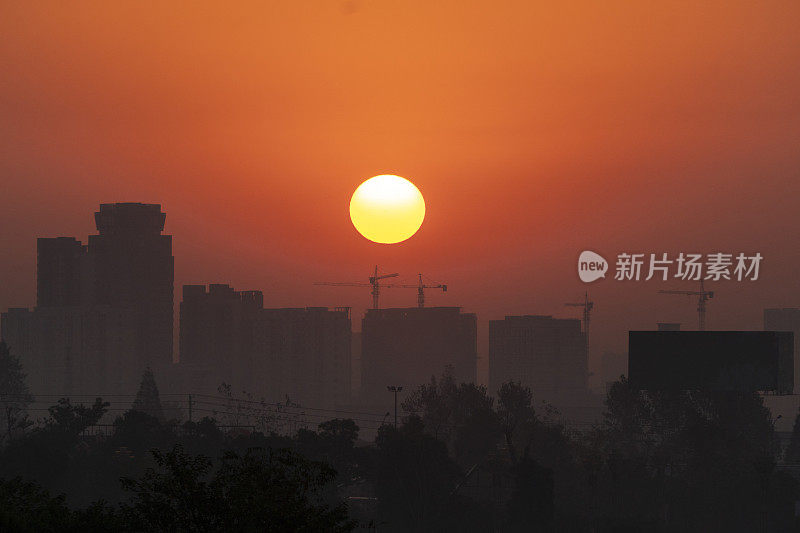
[566,291,594,356]
[314,268,446,309]
[658,280,714,331]
[314,265,398,309]
[384,274,447,308]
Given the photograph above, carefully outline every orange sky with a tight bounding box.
[2,1,800,385]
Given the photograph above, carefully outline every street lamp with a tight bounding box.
[387,385,403,428]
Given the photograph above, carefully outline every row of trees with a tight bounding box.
[2,341,800,531]
[0,446,353,532]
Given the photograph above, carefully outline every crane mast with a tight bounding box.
[566,291,594,357]
[314,267,446,309]
[384,274,447,308]
[368,265,400,309]
[658,280,715,330]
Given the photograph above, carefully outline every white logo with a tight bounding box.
[578,251,608,283]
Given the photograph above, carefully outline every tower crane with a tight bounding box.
[658,280,714,331]
[566,291,594,355]
[314,265,398,309]
[314,267,447,309]
[384,274,447,308]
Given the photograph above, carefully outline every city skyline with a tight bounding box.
[6,202,798,411]
[2,2,800,374]
[1,201,792,391]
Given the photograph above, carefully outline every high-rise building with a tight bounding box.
[360,307,477,407]
[36,237,87,308]
[0,203,174,398]
[489,315,587,404]
[179,284,263,393]
[764,308,800,390]
[178,284,351,410]
[89,203,174,370]
[255,307,351,410]
[1,304,137,396]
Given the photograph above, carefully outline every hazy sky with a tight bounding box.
[2,1,799,383]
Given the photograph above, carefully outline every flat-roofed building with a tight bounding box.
[489,315,587,404]
[361,307,477,407]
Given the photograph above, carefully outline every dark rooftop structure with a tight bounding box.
[629,331,793,393]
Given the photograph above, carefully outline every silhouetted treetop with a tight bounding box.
[131,368,164,422]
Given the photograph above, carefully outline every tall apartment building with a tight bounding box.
[36,237,87,308]
[179,284,351,410]
[489,315,587,404]
[360,307,477,407]
[254,307,351,410]
[1,203,173,398]
[179,284,263,394]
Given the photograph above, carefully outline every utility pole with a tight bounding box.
[387,385,403,428]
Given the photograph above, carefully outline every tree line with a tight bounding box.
[1,342,800,531]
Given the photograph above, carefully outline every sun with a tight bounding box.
[349,174,425,244]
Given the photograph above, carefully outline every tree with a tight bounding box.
[373,416,469,530]
[402,367,501,467]
[0,398,110,500]
[0,477,73,532]
[46,397,109,434]
[0,341,34,442]
[0,476,123,532]
[120,445,219,531]
[784,404,800,464]
[596,378,797,531]
[121,444,355,532]
[131,368,164,422]
[294,418,364,484]
[496,381,537,465]
[111,409,173,456]
[213,448,354,532]
[506,457,554,531]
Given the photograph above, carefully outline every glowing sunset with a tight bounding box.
[2,2,800,529]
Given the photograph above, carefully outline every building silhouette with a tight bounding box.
[628,330,793,393]
[179,284,351,410]
[36,237,87,307]
[360,307,477,407]
[179,284,263,394]
[89,203,174,370]
[0,203,173,397]
[255,306,351,410]
[764,308,800,391]
[489,315,587,405]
